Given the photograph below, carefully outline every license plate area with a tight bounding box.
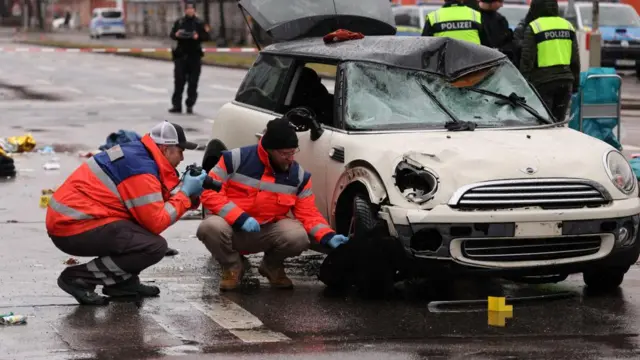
[615,59,636,66]
[514,221,562,237]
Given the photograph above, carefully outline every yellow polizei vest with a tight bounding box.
[427,5,482,44]
[529,16,575,67]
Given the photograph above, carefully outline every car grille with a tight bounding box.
[461,236,602,262]
[449,179,610,210]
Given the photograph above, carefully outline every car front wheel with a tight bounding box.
[583,267,627,293]
[349,193,403,298]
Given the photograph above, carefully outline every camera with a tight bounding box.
[185,163,222,192]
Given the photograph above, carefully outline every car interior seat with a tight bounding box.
[289,67,334,126]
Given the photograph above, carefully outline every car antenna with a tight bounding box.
[331,0,339,32]
[238,3,262,51]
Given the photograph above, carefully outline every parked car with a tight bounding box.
[564,1,640,76]
[89,8,126,39]
[204,0,640,295]
[499,4,529,30]
[499,2,568,30]
[392,3,441,36]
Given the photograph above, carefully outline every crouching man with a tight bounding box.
[196,117,349,291]
[46,120,207,305]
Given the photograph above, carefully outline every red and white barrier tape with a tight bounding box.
[0,47,258,53]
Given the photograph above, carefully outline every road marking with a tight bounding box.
[61,86,82,94]
[204,119,215,124]
[131,84,168,93]
[210,84,237,92]
[35,79,52,85]
[37,65,55,72]
[107,67,121,72]
[95,96,115,102]
[189,298,290,343]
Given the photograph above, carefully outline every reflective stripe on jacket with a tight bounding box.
[46,134,191,237]
[200,141,336,244]
[427,5,482,44]
[529,16,575,67]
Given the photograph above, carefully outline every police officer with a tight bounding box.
[421,0,490,46]
[520,0,580,122]
[168,1,210,114]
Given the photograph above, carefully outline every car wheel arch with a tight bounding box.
[330,160,388,234]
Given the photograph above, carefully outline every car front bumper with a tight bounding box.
[600,45,640,68]
[379,197,640,276]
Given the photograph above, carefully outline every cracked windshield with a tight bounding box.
[345,61,550,130]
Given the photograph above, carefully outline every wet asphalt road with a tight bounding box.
[4,37,640,359]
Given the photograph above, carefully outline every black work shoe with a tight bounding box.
[165,247,179,256]
[168,107,182,114]
[186,107,193,114]
[102,277,160,297]
[57,275,109,306]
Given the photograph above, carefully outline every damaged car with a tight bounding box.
[202,0,640,295]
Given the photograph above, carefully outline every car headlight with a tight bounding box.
[393,160,438,204]
[604,150,636,195]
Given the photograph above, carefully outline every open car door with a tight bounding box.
[238,0,397,43]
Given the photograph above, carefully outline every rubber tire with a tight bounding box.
[583,267,626,293]
[350,194,398,299]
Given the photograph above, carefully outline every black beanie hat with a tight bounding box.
[261,117,299,150]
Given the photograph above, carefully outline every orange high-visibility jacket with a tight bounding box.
[201,141,336,244]
[46,134,192,237]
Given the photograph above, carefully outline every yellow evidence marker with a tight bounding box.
[39,189,55,208]
[487,296,513,327]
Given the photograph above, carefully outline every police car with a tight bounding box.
[564,1,640,76]
[392,2,442,35]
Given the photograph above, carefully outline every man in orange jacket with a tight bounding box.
[46,120,207,305]
[196,116,349,291]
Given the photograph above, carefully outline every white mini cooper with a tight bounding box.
[202,0,640,294]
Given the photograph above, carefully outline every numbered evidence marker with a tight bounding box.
[39,189,55,208]
[487,296,513,327]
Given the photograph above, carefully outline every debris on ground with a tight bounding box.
[0,133,36,154]
[63,257,79,265]
[0,152,16,178]
[0,313,27,325]
[42,160,60,170]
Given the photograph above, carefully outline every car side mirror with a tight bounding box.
[285,106,324,141]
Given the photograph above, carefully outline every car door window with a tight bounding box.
[394,9,410,26]
[235,54,293,112]
[409,8,421,28]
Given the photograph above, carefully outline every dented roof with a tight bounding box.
[260,36,508,81]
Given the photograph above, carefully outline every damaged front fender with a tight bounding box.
[332,165,388,207]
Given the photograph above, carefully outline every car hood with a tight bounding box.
[344,127,627,204]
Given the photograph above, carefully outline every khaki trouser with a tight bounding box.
[196,216,310,268]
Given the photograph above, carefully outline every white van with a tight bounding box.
[89,8,126,39]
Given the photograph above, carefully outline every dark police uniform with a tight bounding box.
[169,10,210,114]
[520,0,580,123]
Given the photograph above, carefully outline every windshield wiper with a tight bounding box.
[464,88,553,125]
[416,81,476,131]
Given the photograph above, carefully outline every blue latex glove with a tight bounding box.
[241,217,261,232]
[181,169,207,196]
[327,234,349,249]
